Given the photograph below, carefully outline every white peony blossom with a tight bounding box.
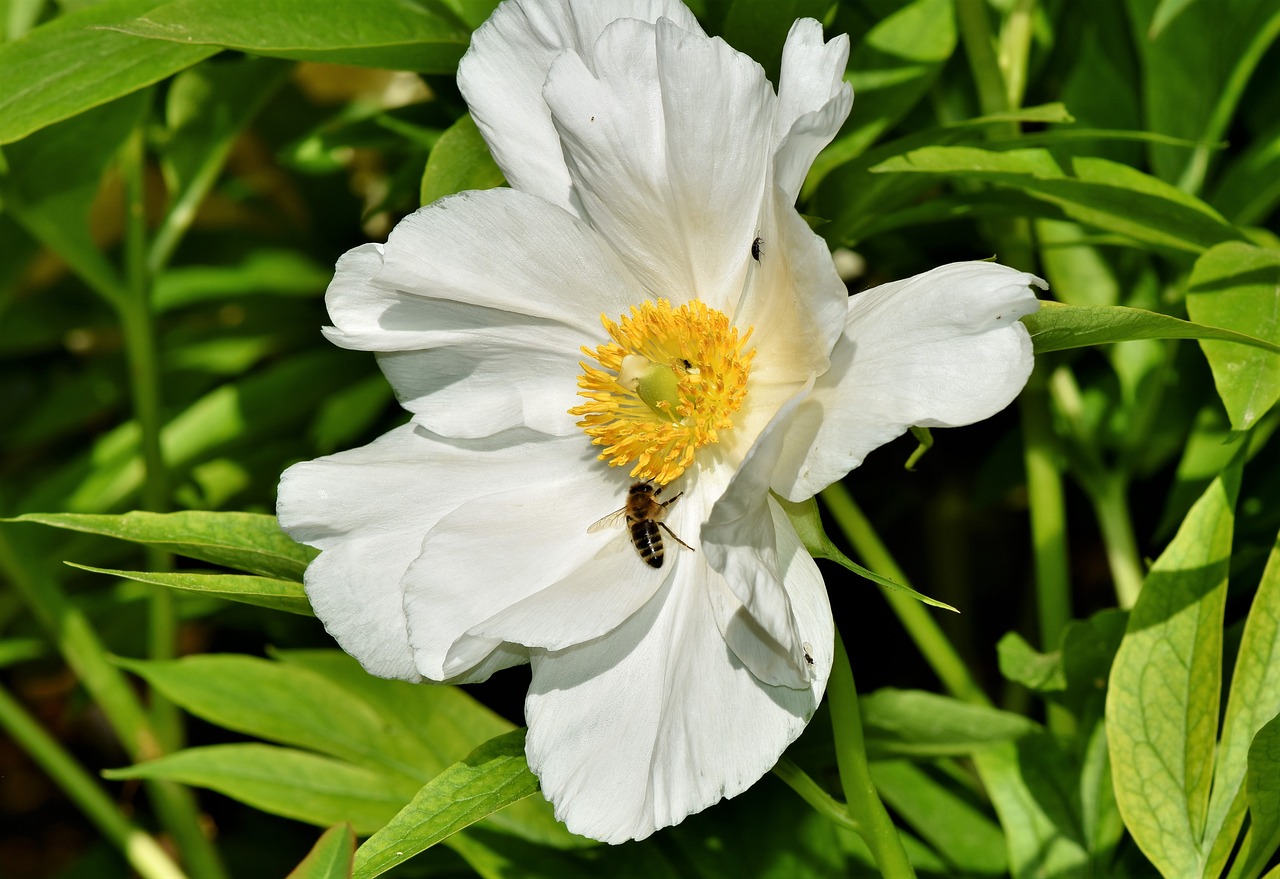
[277,0,1044,844]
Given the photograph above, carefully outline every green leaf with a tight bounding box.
[118,655,441,783]
[420,113,506,206]
[153,249,331,312]
[0,0,217,145]
[1239,713,1280,879]
[807,0,956,188]
[105,744,409,835]
[1147,0,1199,37]
[352,730,541,879]
[860,688,1037,758]
[8,511,315,580]
[1187,242,1280,430]
[1023,301,1280,356]
[105,0,472,72]
[1203,531,1280,874]
[996,632,1066,693]
[873,146,1244,253]
[972,740,1090,878]
[0,92,147,305]
[286,825,356,879]
[777,496,957,612]
[69,563,311,615]
[869,760,1007,875]
[1106,458,1241,878]
[273,650,585,850]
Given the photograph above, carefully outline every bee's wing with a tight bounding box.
[587,507,628,533]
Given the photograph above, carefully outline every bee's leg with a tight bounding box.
[660,491,683,508]
[659,522,694,552]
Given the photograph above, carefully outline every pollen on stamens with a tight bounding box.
[569,299,754,485]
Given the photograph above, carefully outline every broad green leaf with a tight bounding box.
[420,113,505,206]
[806,0,955,187]
[860,688,1037,758]
[972,739,1090,878]
[996,632,1065,693]
[286,825,356,879]
[1106,459,1241,878]
[70,564,311,615]
[105,744,409,835]
[1023,301,1280,356]
[153,249,331,312]
[273,650,587,850]
[119,655,439,782]
[1125,0,1280,191]
[873,146,1244,253]
[438,0,501,29]
[719,0,831,84]
[870,760,1007,875]
[1203,531,1280,874]
[1239,713,1280,879]
[8,511,314,579]
[106,0,471,72]
[352,730,541,879]
[0,92,147,305]
[1187,242,1280,430]
[0,0,217,145]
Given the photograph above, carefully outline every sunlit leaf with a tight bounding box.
[105,0,472,72]
[352,730,541,879]
[1107,458,1241,877]
[420,113,505,206]
[286,825,356,879]
[1187,242,1280,430]
[860,688,1038,758]
[1024,301,1280,355]
[9,510,314,579]
[105,744,409,835]
[0,0,216,145]
[70,563,311,615]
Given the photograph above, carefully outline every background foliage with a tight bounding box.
[2,0,1280,876]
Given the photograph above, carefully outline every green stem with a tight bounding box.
[998,0,1036,112]
[0,683,188,879]
[956,0,1011,118]
[119,127,180,751]
[820,482,991,707]
[1020,366,1075,735]
[772,758,860,833]
[0,524,228,879]
[1089,473,1144,609]
[830,629,917,878]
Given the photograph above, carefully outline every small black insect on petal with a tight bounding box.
[750,236,762,261]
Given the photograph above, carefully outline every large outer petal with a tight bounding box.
[458,0,703,214]
[401,440,646,681]
[773,262,1045,501]
[278,423,561,682]
[524,548,832,843]
[772,19,853,202]
[542,16,773,311]
[323,189,651,438]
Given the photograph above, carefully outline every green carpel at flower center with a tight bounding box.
[570,299,754,485]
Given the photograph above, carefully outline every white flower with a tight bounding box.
[277,0,1044,844]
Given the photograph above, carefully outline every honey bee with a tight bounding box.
[589,481,693,568]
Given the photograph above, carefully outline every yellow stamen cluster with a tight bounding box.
[570,299,754,484]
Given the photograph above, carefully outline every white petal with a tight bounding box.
[702,382,814,687]
[324,189,652,437]
[275,423,509,682]
[542,17,774,310]
[772,20,853,202]
[401,444,636,680]
[774,262,1045,500]
[458,0,702,214]
[524,556,830,843]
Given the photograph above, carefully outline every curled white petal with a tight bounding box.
[773,261,1045,501]
[773,19,853,202]
[459,0,703,214]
